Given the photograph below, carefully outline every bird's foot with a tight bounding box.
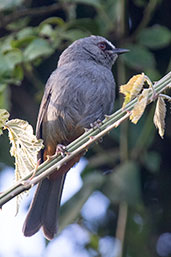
[47,144,69,161]
[56,144,68,157]
[90,119,102,130]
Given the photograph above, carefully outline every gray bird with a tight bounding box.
[23,35,128,240]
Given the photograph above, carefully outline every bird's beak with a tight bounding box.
[112,48,129,54]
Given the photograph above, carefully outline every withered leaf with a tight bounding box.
[153,97,166,138]
[120,73,146,108]
[130,88,150,124]
[5,119,44,212]
[0,109,10,135]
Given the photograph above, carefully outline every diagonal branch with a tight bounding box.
[0,71,170,208]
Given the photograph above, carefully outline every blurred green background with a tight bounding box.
[0,0,171,256]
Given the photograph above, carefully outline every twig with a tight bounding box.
[0,3,63,29]
[0,71,170,208]
[115,202,128,257]
[130,0,159,40]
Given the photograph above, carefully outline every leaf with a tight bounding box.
[39,24,54,38]
[4,49,23,70]
[23,38,53,61]
[153,97,166,138]
[130,88,150,124]
[0,53,11,75]
[66,18,99,35]
[11,36,36,49]
[16,27,36,39]
[13,65,24,83]
[120,73,146,107]
[122,44,155,70]
[60,29,90,41]
[143,151,161,173]
[138,25,171,49]
[133,0,147,7]
[40,17,65,26]
[0,35,14,52]
[6,119,44,179]
[59,173,105,232]
[102,161,141,205]
[0,85,10,109]
[5,119,44,212]
[89,234,99,251]
[7,17,29,31]
[0,49,23,79]
[0,0,24,11]
[0,109,10,135]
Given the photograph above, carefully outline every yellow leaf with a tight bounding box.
[153,97,166,138]
[5,119,44,213]
[130,88,150,124]
[120,73,146,108]
[0,109,10,135]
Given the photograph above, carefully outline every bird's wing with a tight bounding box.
[36,80,52,140]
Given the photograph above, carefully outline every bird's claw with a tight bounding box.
[55,144,68,157]
[90,119,102,130]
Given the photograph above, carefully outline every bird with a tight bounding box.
[22,35,128,240]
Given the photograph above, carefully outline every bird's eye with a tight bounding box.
[97,42,106,50]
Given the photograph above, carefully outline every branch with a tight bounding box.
[130,0,159,40]
[0,3,63,29]
[0,71,170,208]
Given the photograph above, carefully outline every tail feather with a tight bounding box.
[23,154,83,239]
[42,175,66,240]
[23,175,66,239]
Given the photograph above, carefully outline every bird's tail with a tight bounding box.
[23,174,66,240]
[23,153,83,239]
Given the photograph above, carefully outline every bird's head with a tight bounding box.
[58,35,129,69]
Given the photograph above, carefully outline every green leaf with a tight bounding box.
[0,53,11,75]
[12,65,24,84]
[7,17,29,31]
[4,49,23,70]
[0,0,24,10]
[0,84,10,109]
[39,24,54,38]
[11,36,36,49]
[132,0,148,7]
[66,18,99,35]
[0,50,23,85]
[138,25,171,49]
[102,161,141,205]
[0,36,14,52]
[60,29,90,41]
[16,27,36,39]
[40,17,65,26]
[122,44,155,70]
[144,68,161,81]
[23,38,53,61]
[143,151,161,173]
[59,173,105,232]
[89,234,99,251]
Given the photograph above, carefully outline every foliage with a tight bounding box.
[0,0,170,257]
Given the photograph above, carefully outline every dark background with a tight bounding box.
[0,0,171,256]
